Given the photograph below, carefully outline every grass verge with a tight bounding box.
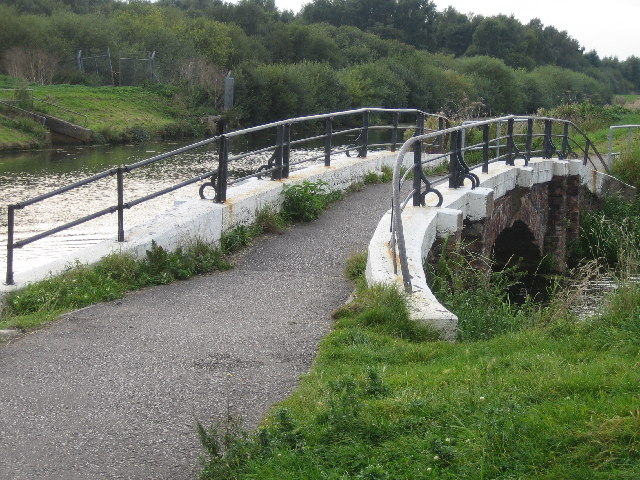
[197,279,640,479]
[0,179,343,332]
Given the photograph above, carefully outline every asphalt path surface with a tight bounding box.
[0,183,393,480]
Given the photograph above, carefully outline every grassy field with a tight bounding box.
[0,75,207,148]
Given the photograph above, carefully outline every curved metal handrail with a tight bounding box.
[391,115,609,293]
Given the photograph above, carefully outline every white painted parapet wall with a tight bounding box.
[365,158,634,341]
[1,151,441,296]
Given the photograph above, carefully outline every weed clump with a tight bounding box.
[1,239,230,330]
[281,180,342,222]
[571,194,640,276]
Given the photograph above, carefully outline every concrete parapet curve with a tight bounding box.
[364,157,636,342]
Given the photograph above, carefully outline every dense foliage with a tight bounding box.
[1,0,638,125]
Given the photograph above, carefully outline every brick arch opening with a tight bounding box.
[492,220,542,272]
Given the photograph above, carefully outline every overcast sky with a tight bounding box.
[269,0,639,60]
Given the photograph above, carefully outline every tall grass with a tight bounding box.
[571,194,640,278]
[1,239,231,330]
[611,145,640,189]
[426,240,538,341]
[197,280,640,480]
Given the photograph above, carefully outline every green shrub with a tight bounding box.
[121,125,151,144]
[344,251,368,282]
[543,101,627,131]
[281,180,342,222]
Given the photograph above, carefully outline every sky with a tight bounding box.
[269,0,639,60]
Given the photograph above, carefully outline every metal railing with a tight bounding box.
[5,107,450,285]
[0,100,47,125]
[0,90,89,127]
[608,124,640,165]
[391,115,609,292]
[32,97,89,127]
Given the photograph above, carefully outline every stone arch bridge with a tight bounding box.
[366,115,636,340]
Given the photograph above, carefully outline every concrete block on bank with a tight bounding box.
[528,158,553,184]
[364,210,396,286]
[406,292,458,342]
[568,159,583,176]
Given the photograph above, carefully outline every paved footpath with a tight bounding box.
[0,183,393,480]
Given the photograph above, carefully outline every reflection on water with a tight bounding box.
[0,133,366,276]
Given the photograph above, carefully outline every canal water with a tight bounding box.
[0,138,336,277]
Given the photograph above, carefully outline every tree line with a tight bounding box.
[1,0,638,125]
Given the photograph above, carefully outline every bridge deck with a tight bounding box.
[0,182,392,480]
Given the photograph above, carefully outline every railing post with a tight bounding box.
[391,112,399,152]
[449,130,458,189]
[526,118,534,160]
[543,120,553,159]
[282,123,290,178]
[117,167,125,242]
[359,110,369,158]
[216,135,228,203]
[273,125,284,180]
[6,205,15,285]
[560,122,570,159]
[324,117,332,166]
[506,118,515,166]
[496,122,502,158]
[482,124,489,173]
[438,117,445,153]
[413,112,425,206]
[584,141,590,165]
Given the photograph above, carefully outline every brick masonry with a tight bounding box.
[459,175,583,272]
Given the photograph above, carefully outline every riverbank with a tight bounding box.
[0,75,214,150]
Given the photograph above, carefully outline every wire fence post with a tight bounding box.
[216,135,228,203]
[117,167,125,242]
[413,112,425,206]
[6,206,15,285]
[324,117,332,166]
